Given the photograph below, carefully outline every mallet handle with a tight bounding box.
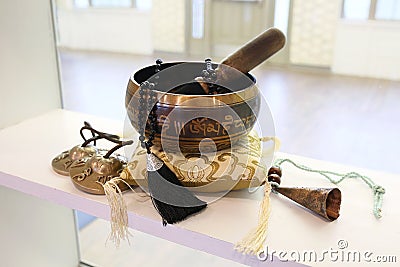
[219,28,286,77]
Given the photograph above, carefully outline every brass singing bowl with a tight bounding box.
[125,62,260,153]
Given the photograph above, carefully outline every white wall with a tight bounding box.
[0,0,62,129]
[0,186,79,267]
[332,20,400,80]
[56,7,153,55]
[152,0,186,53]
[290,0,342,67]
[55,0,187,55]
[289,0,400,81]
[0,1,77,264]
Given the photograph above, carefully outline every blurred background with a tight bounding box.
[54,0,400,171]
[1,0,399,266]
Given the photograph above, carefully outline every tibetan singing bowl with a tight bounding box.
[125,62,260,153]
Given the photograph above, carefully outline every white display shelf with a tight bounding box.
[0,109,399,267]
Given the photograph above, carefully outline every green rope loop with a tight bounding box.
[274,158,385,219]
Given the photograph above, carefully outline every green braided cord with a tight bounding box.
[274,158,385,219]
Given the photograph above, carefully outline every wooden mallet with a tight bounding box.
[174,27,286,95]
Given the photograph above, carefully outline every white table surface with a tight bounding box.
[0,109,398,267]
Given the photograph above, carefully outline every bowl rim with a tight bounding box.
[131,61,258,97]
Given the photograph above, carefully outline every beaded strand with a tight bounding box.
[138,59,162,153]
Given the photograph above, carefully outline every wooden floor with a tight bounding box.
[60,49,400,174]
[60,49,400,267]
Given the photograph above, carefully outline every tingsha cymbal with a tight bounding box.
[69,140,133,195]
[52,145,98,176]
[51,122,119,176]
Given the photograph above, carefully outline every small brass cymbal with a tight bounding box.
[52,145,98,176]
[69,154,129,195]
[69,139,134,195]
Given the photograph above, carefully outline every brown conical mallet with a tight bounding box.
[268,166,341,221]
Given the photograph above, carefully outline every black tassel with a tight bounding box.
[146,152,207,225]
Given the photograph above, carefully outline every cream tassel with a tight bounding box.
[233,136,279,254]
[101,170,151,247]
[235,181,272,255]
[102,178,133,246]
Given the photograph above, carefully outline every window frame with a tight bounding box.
[342,0,400,21]
[74,0,136,9]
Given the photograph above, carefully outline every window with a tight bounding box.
[375,0,400,20]
[343,0,370,20]
[192,0,205,39]
[91,0,133,8]
[342,0,400,20]
[273,0,290,37]
[73,0,152,10]
[74,0,90,8]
